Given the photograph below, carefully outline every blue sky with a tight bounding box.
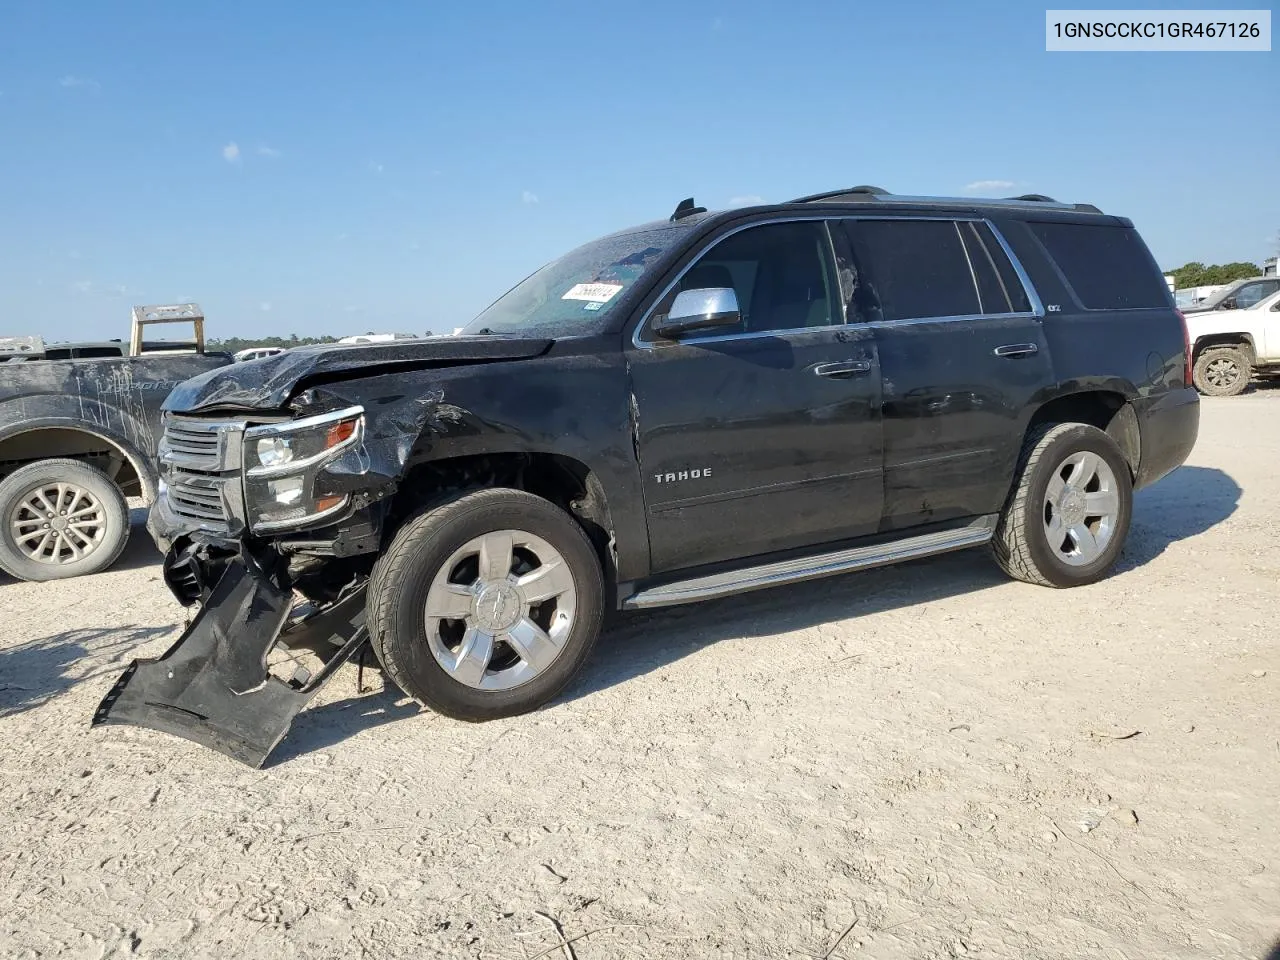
[1,0,1276,341]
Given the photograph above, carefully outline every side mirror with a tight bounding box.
[1220,298,1237,310]
[653,287,741,338]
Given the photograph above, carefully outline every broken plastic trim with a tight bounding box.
[92,555,369,767]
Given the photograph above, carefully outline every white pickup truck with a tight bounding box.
[1187,290,1280,396]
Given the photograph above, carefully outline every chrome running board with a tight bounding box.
[623,514,998,610]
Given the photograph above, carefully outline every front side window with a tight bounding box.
[1236,281,1279,309]
[649,221,839,336]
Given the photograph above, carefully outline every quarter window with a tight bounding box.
[1026,221,1169,310]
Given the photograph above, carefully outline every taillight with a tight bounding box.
[1176,309,1192,386]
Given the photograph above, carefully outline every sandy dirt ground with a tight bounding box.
[2,391,1278,960]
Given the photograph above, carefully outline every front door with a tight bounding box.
[627,219,884,573]
[836,216,1054,530]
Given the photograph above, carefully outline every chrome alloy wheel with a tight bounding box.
[8,482,109,565]
[423,529,577,691]
[1042,451,1120,567]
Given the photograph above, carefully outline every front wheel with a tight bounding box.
[992,423,1133,588]
[368,488,604,720]
[0,458,130,582]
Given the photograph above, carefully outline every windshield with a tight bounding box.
[458,225,686,337]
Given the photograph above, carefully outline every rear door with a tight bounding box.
[837,217,1053,530]
[627,219,884,573]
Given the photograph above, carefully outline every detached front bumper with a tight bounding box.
[93,547,369,767]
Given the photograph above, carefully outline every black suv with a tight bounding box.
[96,187,1200,765]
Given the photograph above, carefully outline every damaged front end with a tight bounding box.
[93,550,370,767]
[96,393,424,766]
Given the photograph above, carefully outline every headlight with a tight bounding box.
[243,406,364,532]
[256,436,294,468]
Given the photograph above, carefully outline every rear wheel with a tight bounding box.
[1192,345,1251,397]
[992,423,1133,588]
[368,488,604,720]
[0,458,130,582]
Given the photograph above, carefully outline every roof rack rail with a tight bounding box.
[789,185,888,203]
[790,186,1102,214]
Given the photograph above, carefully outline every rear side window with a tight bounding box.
[959,222,1032,314]
[843,220,980,321]
[1027,221,1169,310]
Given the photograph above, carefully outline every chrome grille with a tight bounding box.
[160,419,224,470]
[159,415,246,533]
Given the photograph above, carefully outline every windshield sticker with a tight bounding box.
[562,282,624,304]
[583,301,603,311]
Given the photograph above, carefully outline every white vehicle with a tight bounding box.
[1181,276,1280,315]
[233,347,287,363]
[1186,290,1280,396]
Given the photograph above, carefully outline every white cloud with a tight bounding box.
[964,179,1016,193]
[59,75,100,92]
[521,190,539,205]
[259,301,272,312]
[257,145,281,158]
[727,194,764,207]
[368,161,384,175]
[222,142,241,164]
[72,280,93,293]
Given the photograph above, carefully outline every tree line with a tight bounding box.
[207,334,340,352]
[1164,261,1262,288]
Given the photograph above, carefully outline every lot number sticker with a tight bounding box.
[562,283,623,303]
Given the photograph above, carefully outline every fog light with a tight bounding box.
[267,476,304,506]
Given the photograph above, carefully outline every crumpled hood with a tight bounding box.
[164,335,553,413]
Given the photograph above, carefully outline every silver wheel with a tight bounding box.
[8,481,109,566]
[423,529,577,691]
[1205,356,1241,389]
[1042,451,1119,567]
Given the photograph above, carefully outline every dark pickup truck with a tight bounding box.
[95,188,1200,766]
[0,306,231,581]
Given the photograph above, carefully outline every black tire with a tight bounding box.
[0,458,130,582]
[368,488,604,720]
[1192,345,1251,397]
[991,423,1133,588]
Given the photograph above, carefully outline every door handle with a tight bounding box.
[993,343,1039,358]
[812,359,872,378]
